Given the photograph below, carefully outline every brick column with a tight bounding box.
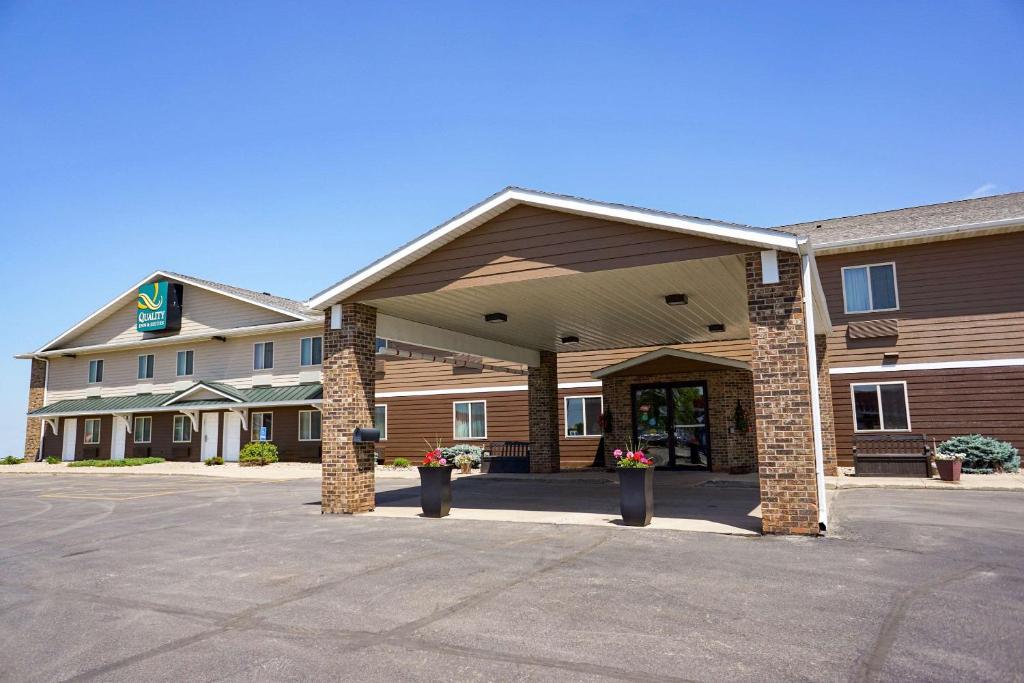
[816,334,838,476]
[746,251,820,535]
[528,350,560,473]
[321,303,377,514]
[23,359,46,460]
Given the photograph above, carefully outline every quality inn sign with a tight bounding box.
[137,281,183,333]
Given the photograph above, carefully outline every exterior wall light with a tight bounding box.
[664,294,688,306]
[484,313,508,323]
[560,335,580,344]
[707,323,725,333]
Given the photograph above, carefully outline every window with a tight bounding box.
[172,415,192,442]
[300,336,322,366]
[138,354,155,379]
[375,338,390,352]
[565,396,603,437]
[176,350,194,377]
[251,412,273,441]
[842,263,899,314]
[253,342,274,371]
[84,418,101,445]
[852,382,910,432]
[88,359,104,384]
[453,400,486,439]
[298,410,321,441]
[374,404,388,440]
[133,416,152,443]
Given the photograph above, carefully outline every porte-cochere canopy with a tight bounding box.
[310,187,835,535]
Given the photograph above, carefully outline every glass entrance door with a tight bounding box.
[632,381,710,469]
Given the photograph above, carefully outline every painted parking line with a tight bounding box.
[38,481,261,501]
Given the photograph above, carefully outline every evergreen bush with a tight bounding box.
[937,434,1020,474]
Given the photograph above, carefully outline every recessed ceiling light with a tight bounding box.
[664,294,688,306]
[560,335,580,344]
[484,312,508,323]
[707,323,725,333]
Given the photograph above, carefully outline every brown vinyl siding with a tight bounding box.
[818,232,1024,368]
[353,205,750,300]
[830,367,1024,466]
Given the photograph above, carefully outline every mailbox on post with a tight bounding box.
[352,427,381,443]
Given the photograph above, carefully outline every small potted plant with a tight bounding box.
[934,450,965,482]
[453,453,474,475]
[418,447,453,517]
[613,444,654,526]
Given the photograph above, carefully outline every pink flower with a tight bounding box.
[634,450,644,459]
[439,458,447,465]
[613,449,623,457]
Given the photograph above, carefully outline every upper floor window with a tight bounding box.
[852,382,910,432]
[138,354,155,380]
[565,396,603,437]
[842,263,898,314]
[88,359,104,384]
[453,400,487,440]
[298,410,321,441]
[84,418,102,445]
[374,404,388,440]
[253,342,274,371]
[300,336,322,367]
[176,350,194,377]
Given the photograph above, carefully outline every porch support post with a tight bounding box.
[745,251,821,535]
[816,335,838,476]
[321,303,377,514]
[528,350,560,473]
[23,358,47,460]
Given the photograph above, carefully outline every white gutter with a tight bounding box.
[799,238,829,532]
[813,215,1024,254]
[15,319,321,360]
[28,398,324,419]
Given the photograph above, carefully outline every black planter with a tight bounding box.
[618,467,653,527]
[418,466,454,517]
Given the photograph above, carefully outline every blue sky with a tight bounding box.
[1,1,1022,455]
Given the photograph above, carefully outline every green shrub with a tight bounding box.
[45,456,61,465]
[937,434,1020,474]
[440,444,484,468]
[68,457,165,468]
[239,441,279,467]
[0,456,26,465]
[392,457,411,468]
[205,456,224,466]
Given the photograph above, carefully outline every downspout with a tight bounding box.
[798,240,829,532]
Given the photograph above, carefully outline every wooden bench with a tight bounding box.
[481,441,531,474]
[853,434,931,477]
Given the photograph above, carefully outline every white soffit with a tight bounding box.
[307,187,800,309]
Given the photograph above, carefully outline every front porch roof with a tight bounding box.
[28,382,323,417]
[591,348,751,379]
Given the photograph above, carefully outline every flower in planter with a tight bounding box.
[934,451,966,461]
[421,448,448,467]
[614,447,653,468]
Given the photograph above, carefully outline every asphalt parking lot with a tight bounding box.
[1,474,1021,682]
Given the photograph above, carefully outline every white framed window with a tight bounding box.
[176,350,195,377]
[84,418,102,445]
[138,354,155,380]
[172,415,192,443]
[374,404,388,440]
[453,400,487,440]
[298,410,321,441]
[88,359,104,384]
[300,336,322,367]
[133,416,152,443]
[565,395,603,437]
[253,342,274,371]
[251,412,273,441]
[842,262,899,314]
[851,381,911,432]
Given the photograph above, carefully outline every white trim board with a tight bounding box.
[830,358,1024,375]
[375,380,602,399]
[307,187,801,309]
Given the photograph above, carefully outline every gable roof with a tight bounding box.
[29,270,319,354]
[307,187,801,309]
[591,348,751,379]
[779,191,1024,252]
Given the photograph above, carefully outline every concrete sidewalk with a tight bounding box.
[827,472,1024,491]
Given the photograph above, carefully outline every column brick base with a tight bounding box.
[528,350,560,473]
[23,359,46,460]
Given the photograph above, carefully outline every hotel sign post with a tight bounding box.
[136,281,183,333]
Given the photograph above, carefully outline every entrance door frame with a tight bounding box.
[201,412,219,461]
[222,411,242,462]
[630,380,711,470]
[61,417,78,461]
